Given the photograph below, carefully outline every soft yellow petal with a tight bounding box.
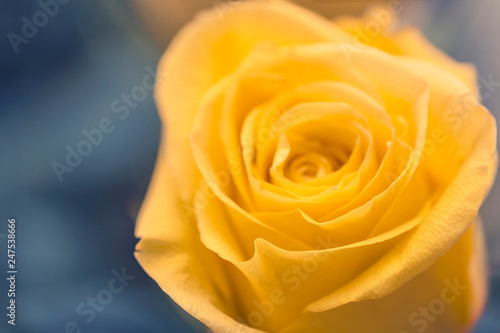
[306,109,495,312]
[334,6,477,92]
[135,138,264,333]
[156,0,352,201]
[278,220,487,333]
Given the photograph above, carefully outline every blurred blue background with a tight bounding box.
[0,1,499,332]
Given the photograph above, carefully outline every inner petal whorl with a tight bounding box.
[286,152,335,183]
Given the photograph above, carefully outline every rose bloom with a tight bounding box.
[134,1,498,332]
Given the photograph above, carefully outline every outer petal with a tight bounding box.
[278,219,487,333]
[135,138,264,333]
[334,7,477,93]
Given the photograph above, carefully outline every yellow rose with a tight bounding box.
[135,1,498,332]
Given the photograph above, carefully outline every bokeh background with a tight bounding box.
[1,0,499,332]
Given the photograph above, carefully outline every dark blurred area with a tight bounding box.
[0,1,202,332]
[0,1,498,332]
